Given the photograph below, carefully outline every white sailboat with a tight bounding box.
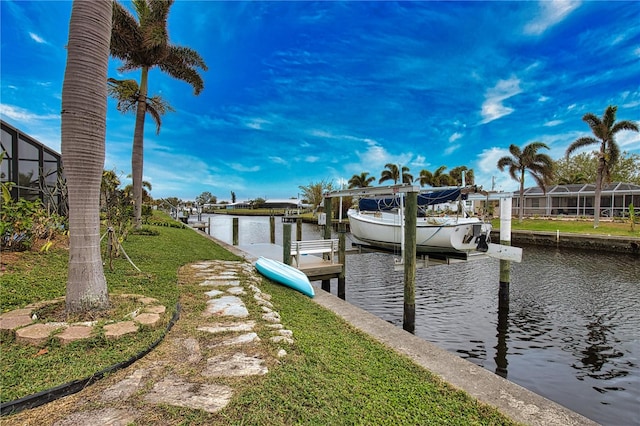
[347,186,492,256]
[348,209,491,255]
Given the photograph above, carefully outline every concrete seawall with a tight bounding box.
[492,230,640,255]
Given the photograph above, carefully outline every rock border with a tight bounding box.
[0,303,180,416]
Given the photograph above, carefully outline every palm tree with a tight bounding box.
[61,0,112,313]
[379,163,412,184]
[497,142,554,222]
[566,105,639,228]
[107,78,174,135]
[415,166,452,187]
[110,0,208,229]
[448,166,475,186]
[348,172,375,188]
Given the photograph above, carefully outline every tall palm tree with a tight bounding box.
[348,172,375,188]
[566,105,639,228]
[497,142,554,222]
[448,166,475,186]
[107,78,174,135]
[61,0,112,313]
[379,163,412,184]
[415,166,452,187]
[111,0,208,229]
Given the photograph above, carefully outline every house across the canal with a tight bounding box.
[514,183,640,218]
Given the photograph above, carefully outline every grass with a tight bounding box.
[0,217,239,402]
[1,211,518,424]
[210,280,514,425]
[492,217,640,237]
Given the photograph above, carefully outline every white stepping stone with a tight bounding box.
[204,289,225,298]
[209,332,260,347]
[226,286,246,295]
[262,311,281,323]
[200,279,240,287]
[143,375,233,413]
[204,296,248,318]
[270,336,294,344]
[203,353,268,377]
[197,321,255,334]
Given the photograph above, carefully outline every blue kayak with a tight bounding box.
[255,256,315,298]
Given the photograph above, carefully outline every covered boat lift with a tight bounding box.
[323,184,521,333]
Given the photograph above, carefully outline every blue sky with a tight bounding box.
[1,1,639,202]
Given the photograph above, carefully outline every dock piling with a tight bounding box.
[322,197,333,292]
[338,223,346,300]
[283,223,292,265]
[403,191,418,333]
[499,196,512,285]
[296,217,302,241]
[232,217,239,246]
[270,216,275,244]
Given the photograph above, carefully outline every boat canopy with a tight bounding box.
[359,188,464,211]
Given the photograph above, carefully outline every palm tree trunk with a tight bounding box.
[594,154,606,228]
[61,0,112,313]
[132,67,149,229]
[518,171,525,222]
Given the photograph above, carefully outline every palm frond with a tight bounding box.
[566,136,598,157]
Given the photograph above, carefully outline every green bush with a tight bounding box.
[1,197,66,252]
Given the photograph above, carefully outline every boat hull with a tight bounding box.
[347,209,491,254]
[255,256,315,298]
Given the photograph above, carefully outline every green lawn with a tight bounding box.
[1,212,517,424]
[493,218,639,237]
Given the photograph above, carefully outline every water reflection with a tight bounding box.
[495,283,509,379]
[203,215,640,425]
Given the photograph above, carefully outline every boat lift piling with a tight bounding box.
[403,191,418,333]
[498,195,512,307]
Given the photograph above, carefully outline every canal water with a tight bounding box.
[201,214,640,425]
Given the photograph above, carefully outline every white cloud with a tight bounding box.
[411,155,427,168]
[229,163,260,172]
[480,77,522,124]
[305,156,320,163]
[269,156,288,165]
[524,0,581,36]
[617,125,640,150]
[544,120,563,127]
[449,132,463,143]
[444,144,461,155]
[475,147,518,191]
[29,32,46,44]
[0,103,58,122]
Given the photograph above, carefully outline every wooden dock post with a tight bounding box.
[296,217,302,241]
[496,196,512,378]
[232,217,239,246]
[283,223,292,265]
[403,191,417,333]
[269,216,275,244]
[322,197,332,292]
[338,222,346,300]
[499,196,512,287]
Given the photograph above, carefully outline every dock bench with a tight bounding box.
[290,239,339,267]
